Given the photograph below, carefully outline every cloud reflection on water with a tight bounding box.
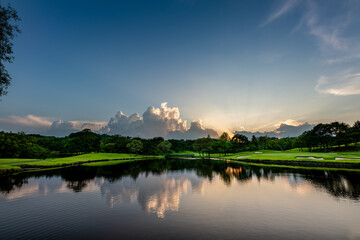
[1,161,360,220]
[97,173,206,218]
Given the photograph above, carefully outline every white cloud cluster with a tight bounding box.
[0,103,219,138]
[235,121,314,139]
[0,115,52,133]
[275,119,302,128]
[315,70,360,96]
[100,103,218,139]
[48,120,106,136]
[168,120,219,139]
[0,114,107,136]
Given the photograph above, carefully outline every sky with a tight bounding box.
[1,0,360,138]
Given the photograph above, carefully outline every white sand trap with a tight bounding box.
[335,157,360,160]
[237,155,251,158]
[296,157,324,160]
[254,152,262,154]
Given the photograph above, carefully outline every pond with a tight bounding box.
[1,159,360,240]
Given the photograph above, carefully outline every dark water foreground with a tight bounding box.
[1,159,360,240]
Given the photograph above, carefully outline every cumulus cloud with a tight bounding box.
[0,103,218,138]
[0,115,52,133]
[168,120,219,139]
[0,114,107,136]
[275,119,302,128]
[315,70,360,96]
[235,121,314,139]
[47,120,106,136]
[275,122,314,136]
[100,103,218,139]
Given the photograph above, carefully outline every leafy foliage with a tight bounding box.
[1,121,360,159]
[193,136,214,157]
[0,4,20,96]
[126,140,143,155]
[157,141,172,154]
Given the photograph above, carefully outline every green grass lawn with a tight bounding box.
[222,150,360,163]
[172,150,360,163]
[0,158,43,164]
[0,153,162,168]
[83,158,147,166]
[0,165,21,170]
[228,160,360,172]
[170,151,201,156]
[2,150,360,174]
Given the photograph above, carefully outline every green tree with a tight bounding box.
[217,132,231,156]
[231,134,249,152]
[212,139,231,156]
[68,129,101,153]
[157,141,172,154]
[193,136,213,158]
[250,135,258,150]
[351,121,360,149]
[219,132,231,142]
[126,139,143,155]
[100,135,130,153]
[330,122,350,147]
[0,4,21,96]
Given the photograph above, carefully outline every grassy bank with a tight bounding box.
[2,150,360,176]
[0,153,163,175]
[211,150,360,170]
[0,165,21,170]
[227,159,360,172]
[221,150,360,163]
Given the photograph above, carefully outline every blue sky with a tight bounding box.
[1,0,360,137]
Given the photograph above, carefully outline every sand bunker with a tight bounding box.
[237,155,251,158]
[296,156,324,160]
[254,152,262,154]
[335,157,360,160]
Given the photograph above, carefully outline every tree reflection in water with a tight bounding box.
[1,159,360,203]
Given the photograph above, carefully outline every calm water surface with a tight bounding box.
[1,159,360,240]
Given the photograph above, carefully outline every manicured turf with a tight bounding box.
[170,151,201,156]
[0,165,21,170]
[1,151,360,174]
[0,158,42,164]
[0,153,162,168]
[222,150,360,163]
[228,160,360,172]
[83,159,146,166]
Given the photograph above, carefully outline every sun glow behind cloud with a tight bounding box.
[0,102,319,138]
[1,1,360,136]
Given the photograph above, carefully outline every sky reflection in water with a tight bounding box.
[1,160,360,240]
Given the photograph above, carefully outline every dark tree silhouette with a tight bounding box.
[0,4,20,96]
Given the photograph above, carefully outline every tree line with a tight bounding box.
[193,121,360,156]
[0,121,359,159]
[0,129,191,158]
